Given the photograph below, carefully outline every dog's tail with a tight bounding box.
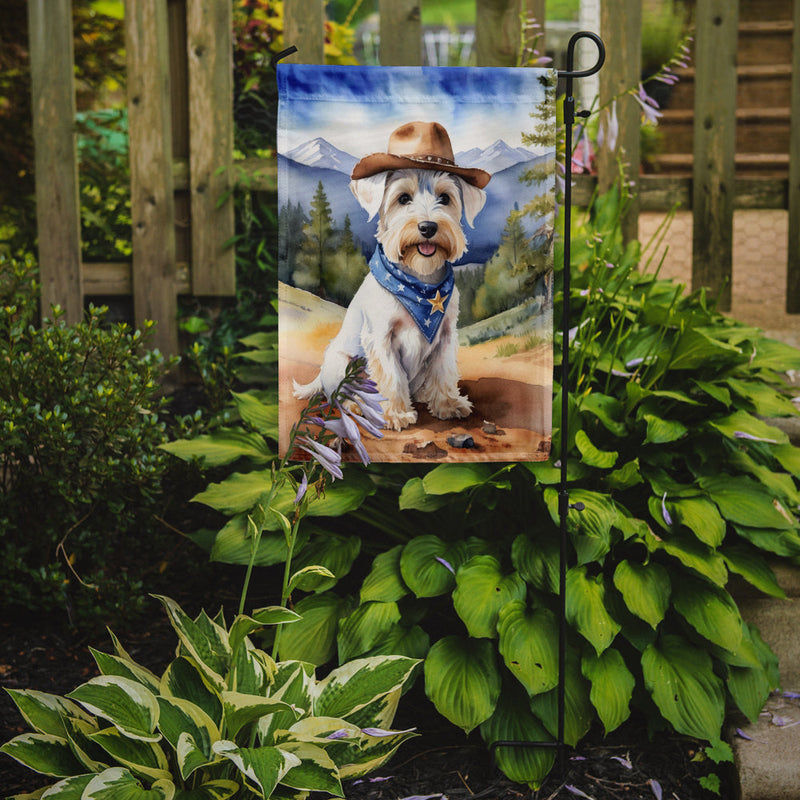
[292,375,323,400]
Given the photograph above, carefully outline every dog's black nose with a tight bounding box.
[418,221,438,239]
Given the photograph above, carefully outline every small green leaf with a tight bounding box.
[700,475,796,530]
[497,601,559,696]
[398,477,451,512]
[160,428,272,467]
[575,429,618,468]
[277,593,352,665]
[721,543,786,598]
[612,560,670,629]
[511,534,559,594]
[337,601,402,662]
[291,535,361,592]
[360,545,409,603]
[643,414,688,444]
[424,636,501,733]
[231,391,279,437]
[399,536,467,598]
[581,649,635,734]
[421,463,494,494]
[672,575,744,653]
[708,410,788,446]
[566,566,621,655]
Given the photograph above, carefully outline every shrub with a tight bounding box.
[0,253,175,623]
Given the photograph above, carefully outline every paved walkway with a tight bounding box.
[639,210,800,349]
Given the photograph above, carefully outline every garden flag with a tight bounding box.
[277,64,557,462]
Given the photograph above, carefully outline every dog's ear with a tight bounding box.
[350,174,387,221]
[460,181,487,228]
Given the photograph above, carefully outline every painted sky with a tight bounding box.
[277,64,556,159]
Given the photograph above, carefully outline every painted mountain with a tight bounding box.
[279,137,555,266]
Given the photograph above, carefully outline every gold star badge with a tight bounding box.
[427,290,448,315]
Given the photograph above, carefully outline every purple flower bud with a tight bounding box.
[326,729,350,740]
[661,492,673,526]
[297,436,343,480]
[435,556,455,574]
[293,472,308,505]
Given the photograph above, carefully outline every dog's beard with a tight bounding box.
[376,171,468,282]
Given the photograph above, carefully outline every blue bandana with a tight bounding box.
[369,246,454,343]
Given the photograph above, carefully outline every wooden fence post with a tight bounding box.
[187,0,235,295]
[28,0,83,325]
[126,0,178,355]
[787,0,800,313]
[475,0,543,67]
[597,0,641,244]
[284,0,325,64]
[692,0,739,311]
[379,0,422,66]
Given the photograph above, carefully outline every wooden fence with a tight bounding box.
[28,0,800,355]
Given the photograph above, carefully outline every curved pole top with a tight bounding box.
[558,31,605,80]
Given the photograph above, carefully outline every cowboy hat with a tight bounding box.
[350,121,491,189]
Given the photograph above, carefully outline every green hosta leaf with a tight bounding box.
[575,429,618,468]
[88,727,170,782]
[160,427,272,467]
[231,391,279,437]
[337,601,402,663]
[528,650,593,747]
[424,636,501,734]
[725,378,799,417]
[544,488,617,565]
[209,515,298,567]
[362,624,430,660]
[700,475,797,530]
[452,556,526,639]
[581,649,635,735]
[277,592,352,665]
[421,463,494,494]
[173,780,239,800]
[4,690,93,737]
[67,676,160,742]
[612,560,670,629]
[748,336,800,371]
[643,414,688,444]
[497,601,558,696]
[228,609,299,656]
[160,658,222,727]
[721,543,786,598]
[672,575,743,653]
[708,410,788,445]
[579,392,627,436]
[399,535,468,598]
[511,534,559,593]
[733,524,800,558]
[360,545,409,603]
[155,597,231,690]
[642,634,725,741]
[291,535,361,592]
[192,470,275,515]
[314,656,420,722]
[288,565,336,594]
[693,380,732,407]
[276,741,343,796]
[566,566,621,655]
[0,733,85,777]
[90,650,161,694]
[668,496,726,547]
[221,692,297,740]
[727,663,773,724]
[668,328,742,370]
[606,459,644,491]
[398,477,451,512]
[480,681,555,789]
[773,443,800,477]
[651,529,728,586]
[82,768,174,799]
[212,741,299,797]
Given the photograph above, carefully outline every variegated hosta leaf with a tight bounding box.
[565,566,621,655]
[360,545,409,604]
[221,691,299,740]
[171,779,240,799]
[424,636,501,734]
[671,574,744,653]
[452,556,526,639]
[581,649,635,735]
[612,560,671,629]
[496,601,559,697]
[231,640,276,696]
[4,689,94,737]
[228,610,298,658]
[0,732,85,777]
[642,634,725,741]
[66,676,160,742]
[212,740,300,798]
[81,767,174,799]
[156,696,219,778]
[334,726,418,781]
[61,716,106,773]
[258,662,315,745]
[155,597,231,690]
[337,601,401,663]
[90,649,161,694]
[160,657,222,727]
[275,741,343,796]
[313,656,420,721]
[39,773,94,798]
[88,727,171,782]
[480,681,555,790]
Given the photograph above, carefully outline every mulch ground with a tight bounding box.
[0,586,731,800]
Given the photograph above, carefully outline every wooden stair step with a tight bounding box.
[650,152,789,178]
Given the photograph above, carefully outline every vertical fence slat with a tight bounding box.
[28,0,83,324]
[187,0,235,295]
[597,0,641,243]
[692,0,739,311]
[126,0,178,355]
[787,0,800,313]
[285,0,324,64]
[379,0,422,65]
[476,0,536,67]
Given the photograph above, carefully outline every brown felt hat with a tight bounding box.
[350,121,491,189]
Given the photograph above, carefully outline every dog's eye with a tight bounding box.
[398,193,412,206]
[438,193,451,206]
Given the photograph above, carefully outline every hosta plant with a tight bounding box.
[1,595,419,800]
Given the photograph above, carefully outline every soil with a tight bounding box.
[0,586,732,800]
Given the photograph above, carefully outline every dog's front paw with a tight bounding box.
[385,406,418,431]
[429,394,472,421]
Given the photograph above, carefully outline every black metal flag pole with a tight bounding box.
[490,30,605,776]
